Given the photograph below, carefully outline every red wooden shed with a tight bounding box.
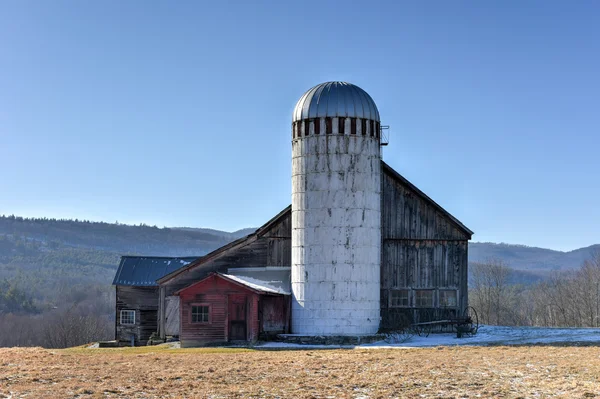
[176,273,291,347]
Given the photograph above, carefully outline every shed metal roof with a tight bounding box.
[220,274,290,295]
[112,256,201,286]
[174,272,290,296]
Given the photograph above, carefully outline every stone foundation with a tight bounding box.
[276,334,385,346]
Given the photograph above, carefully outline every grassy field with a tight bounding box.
[1,345,600,398]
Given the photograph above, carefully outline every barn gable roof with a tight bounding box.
[382,161,474,238]
[175,272,289,296]
[157,206,291,285]
[112,256,201,286]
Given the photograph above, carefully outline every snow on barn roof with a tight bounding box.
[220,273,290,295]
[112,256,202,286]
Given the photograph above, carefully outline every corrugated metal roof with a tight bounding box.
[112,256,201,286]
[293,81,380,123]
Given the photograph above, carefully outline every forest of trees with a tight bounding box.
[470,251,600,328]
[0,286,114,348]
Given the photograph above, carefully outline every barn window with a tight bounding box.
[439,290,458,307]
[191,305,210,323]
[415,290,434,307]
[120,309,135,325]
[389,289,410,307]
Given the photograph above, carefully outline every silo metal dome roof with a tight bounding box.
[293,81,380,123]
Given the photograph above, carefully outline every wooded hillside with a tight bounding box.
[0,214,598,347]
[0,215,259,311]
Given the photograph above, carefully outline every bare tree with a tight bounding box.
[0,291,114,348]
[470,258,514,325]
[504,250,600,328]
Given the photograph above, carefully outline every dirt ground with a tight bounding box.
[1,345,599,398]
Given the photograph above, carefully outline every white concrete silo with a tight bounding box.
[291,82,381,335]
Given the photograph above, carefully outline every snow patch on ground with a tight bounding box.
[367,325,600,348]
[259,326,600,349]
[88,326,600,350]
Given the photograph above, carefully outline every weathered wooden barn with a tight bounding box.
[112,256,199,345]
[176,273,290,347]
[112,81,473,346]
[151,160,472,345]
[379,162,472,330]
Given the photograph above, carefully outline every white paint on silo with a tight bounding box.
[291,82,381,335]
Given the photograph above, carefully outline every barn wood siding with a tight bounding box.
[180,291,228,347]
[259,295,290,338]
[381,240,467,288]
[164,295,180,336]
[380,167,470,331]
[115,286,158,346]
[381,170,469,241]
[179,275,263,347]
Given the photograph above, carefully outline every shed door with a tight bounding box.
[165,296,180,336]
[228,296,247,341]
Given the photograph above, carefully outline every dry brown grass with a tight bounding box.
[1,345,600,398]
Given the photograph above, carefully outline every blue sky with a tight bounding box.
[1,1,599,251]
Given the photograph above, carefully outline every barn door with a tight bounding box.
[164,296,180,337]
[228,296,247,341]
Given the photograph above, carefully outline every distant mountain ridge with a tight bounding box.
[172,227,256,241]
[0,215,255,258]
[469,242,600,271]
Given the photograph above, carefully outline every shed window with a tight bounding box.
[415,290,434,307]
[389,289,410,307]
[440,290,458,307]
[120,309,135,325]
[191,305,210,323]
